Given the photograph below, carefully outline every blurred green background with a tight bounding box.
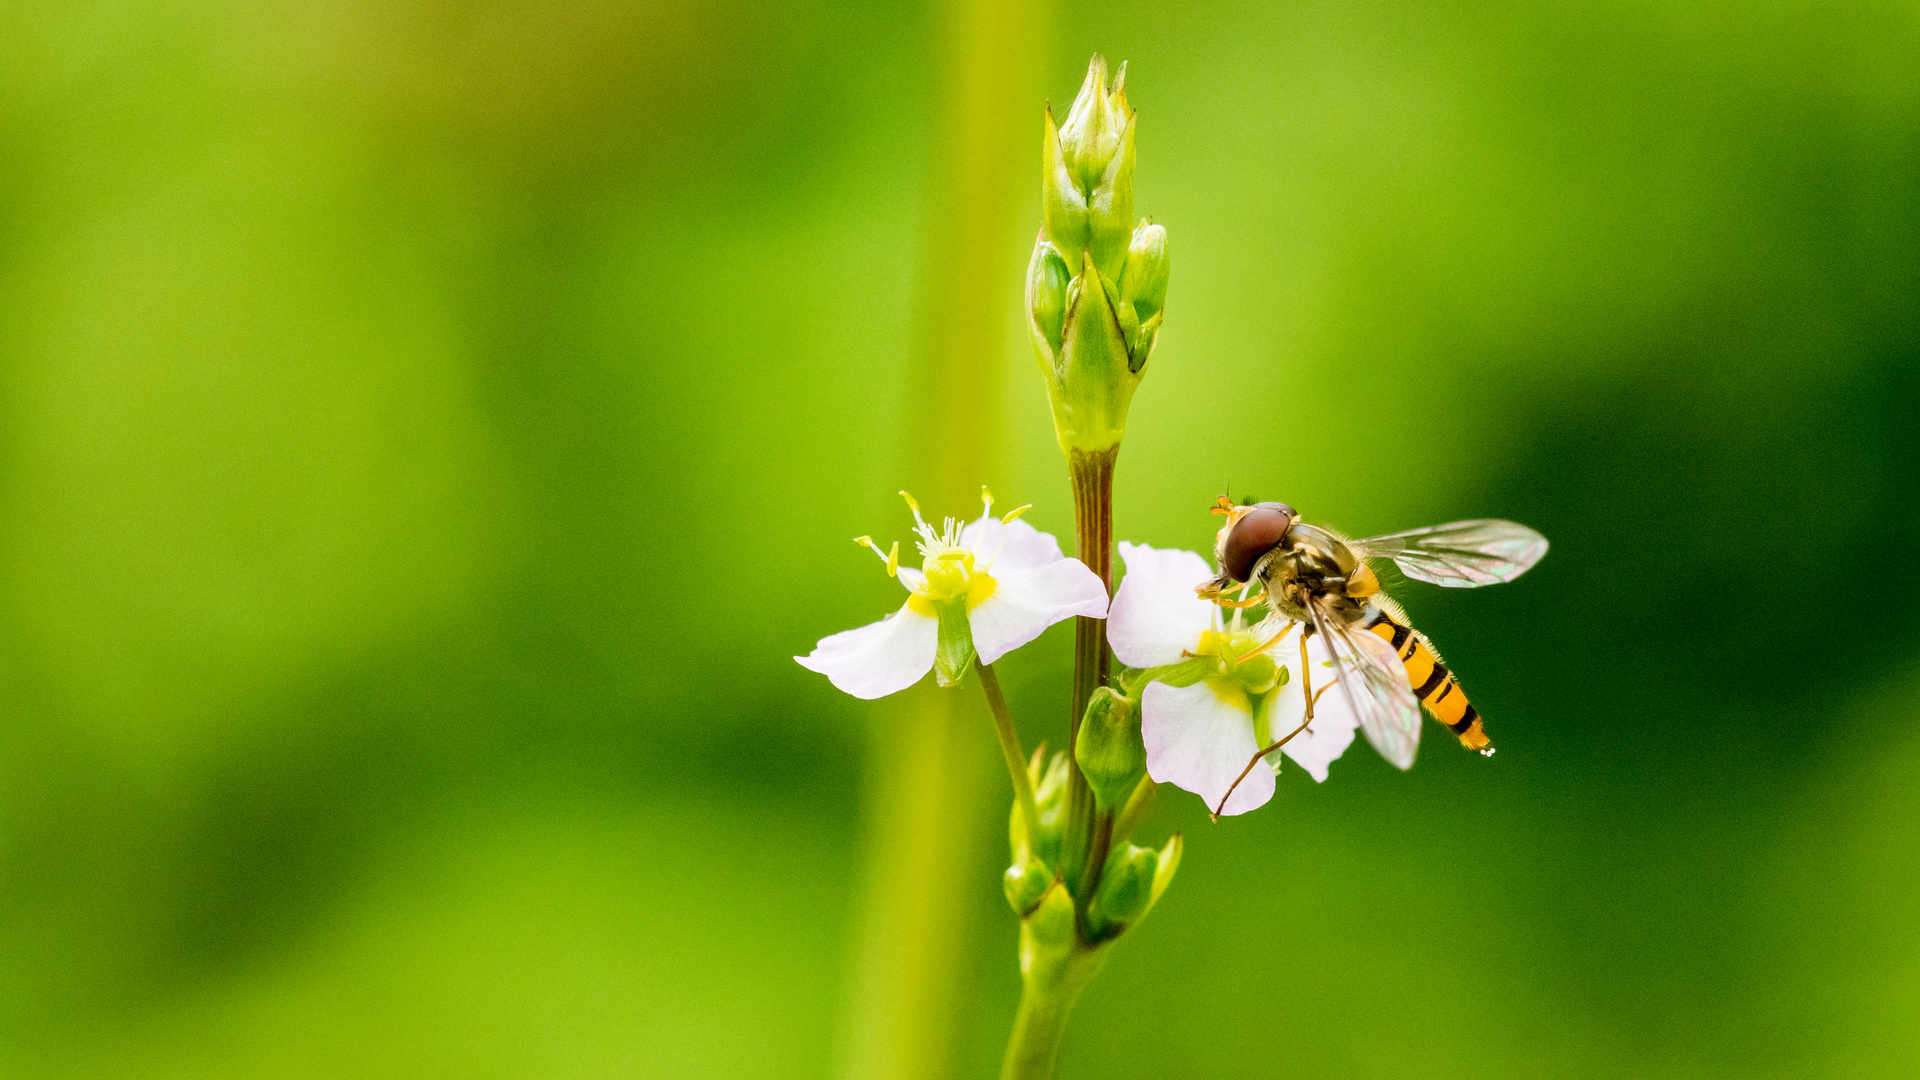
[2,0,1917,1077]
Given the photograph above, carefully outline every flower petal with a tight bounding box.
[962,514,1067,575]
[968,558,1110,664]
[795,602,938,699]
[1141,680,1274,815]
[1108,542,1219,668]
[1258,630,1361,782]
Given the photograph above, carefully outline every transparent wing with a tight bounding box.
[1349,519,1548,588]
[1308,601,1422,771]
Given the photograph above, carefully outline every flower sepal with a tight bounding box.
[1073,687,1145,812]
[1084,832,1182,943]
[930,598,976,687]
[1004,748,1072,915]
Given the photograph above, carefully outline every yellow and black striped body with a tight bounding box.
[1363,610,1491,752]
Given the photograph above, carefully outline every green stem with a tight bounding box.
[1063,446,1117,900]
[999,951,1105,1080]
[978,661,1043,840]
[1067,448,1116,741]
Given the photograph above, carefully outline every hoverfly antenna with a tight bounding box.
[1210,494,1235,516]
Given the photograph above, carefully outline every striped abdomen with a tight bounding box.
[1364,611,1491,753]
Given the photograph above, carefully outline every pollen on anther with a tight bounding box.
[1001,504,1033,524]
[854,535,901,577]
[898,490,927,528]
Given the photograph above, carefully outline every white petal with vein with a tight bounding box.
[1108,542,1217,668]
[1141,680,1273,815]
[795,602,938,699]
[961,515,1066,575]
[969,558,1109,664]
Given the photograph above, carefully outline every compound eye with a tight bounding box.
[1222,506,1294,582]
[1252,501,1297,518]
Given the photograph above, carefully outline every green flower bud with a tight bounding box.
[1018,880,1102,998]
[1128,311,1161,376]
[1004,858,1054,917]
[1058,56,1129,188]
[1116,222,1168,373]
[1026,240,1072,358]
[1044,55,1136,285]
[1119,222,1168,316]
[1027,748,1070,867]
[1029,57,1167,458]
[1006,749,1070,916]
[1074,687,1145,813]
[1042,114,1090,268]
[1085,843,1157,941]
[1030,248,1138,455]
[1029,880,1077,954]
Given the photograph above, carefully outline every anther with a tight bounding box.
[898,490,927,528]
[854,536,901,576]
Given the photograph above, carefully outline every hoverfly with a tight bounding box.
[1198,497,1547,801]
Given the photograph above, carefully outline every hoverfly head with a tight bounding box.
[1216,501,1297,583]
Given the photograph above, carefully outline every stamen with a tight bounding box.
[899,490,928,531]
[1235,622,1295,663]
[980,485,995,519]
[854,536,901,577]
[984,506,1029,571]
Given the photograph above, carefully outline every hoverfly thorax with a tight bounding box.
[1260,521,1374,623]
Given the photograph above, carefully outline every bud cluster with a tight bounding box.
[1026,55,1171,456]
[1004,738,1180,929]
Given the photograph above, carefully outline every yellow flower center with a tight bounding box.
[907,549,997,615]
[1193,627,1281,695]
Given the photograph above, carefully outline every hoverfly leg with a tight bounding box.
[1213,583,1267,610]
[1299,627,1315,723]
[1209,709,1319,821]
[1234,621,1293,663]
[1208,626,1320,820]
[1193,574,1244,604]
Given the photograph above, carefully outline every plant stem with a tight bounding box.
[978,661,1043,840]
[998,947,1106,1080]
[1063,446,1117,900]
[1067,447,1117,741]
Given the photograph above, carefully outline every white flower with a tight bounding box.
[1108,541,1363,815]
[796,490,1110,699]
